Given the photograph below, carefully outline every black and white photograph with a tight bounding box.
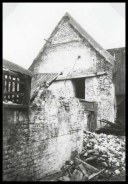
[3,2,125,181]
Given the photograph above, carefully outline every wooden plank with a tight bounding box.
[12,81,15,92]
[23,76,31,105]
[15,77,17,92]
[88,112,96,132]
[88,169,105,181]
[4,91,24,95]
[3,74,5,93]
[13,78,17,103]
[52,165,73,181]
[6,74,9,101]
[3,103,28,109]
[100,119,122,128]
[74,158,99,173]
[10,76,12,101]
[79,100,94,111]
[56,72,107,81]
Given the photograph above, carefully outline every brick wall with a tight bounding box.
[3,91,87,181]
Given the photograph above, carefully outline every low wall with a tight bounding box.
[3,91,87,181]
[3,106,30,181]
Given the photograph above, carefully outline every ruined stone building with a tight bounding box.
[3,13,125,181]
[29,13,116,130]
[3,58,89,180]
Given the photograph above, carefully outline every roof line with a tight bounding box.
[29,12,115,70]
[3,59,33,76]
[29,15,65,71]
[64,12,115,65]
[107,47,125,51]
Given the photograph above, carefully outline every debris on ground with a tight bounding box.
[50,130,125,181]
[95,119,125,136]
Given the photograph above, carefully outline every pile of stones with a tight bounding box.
[54,131,125,181]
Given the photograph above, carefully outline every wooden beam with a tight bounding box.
[3,103,28,109]
[88,169,105,181]
[74,157,99,173]
[4,91,24,96]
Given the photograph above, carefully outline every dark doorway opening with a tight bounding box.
[73,78,85,99]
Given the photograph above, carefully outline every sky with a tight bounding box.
[3,3,125,69]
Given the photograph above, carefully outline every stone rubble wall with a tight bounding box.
[85,75,115,128]
[31,17,102,74]
[28,91,87,180]
[48,80,76,98]
[3,108,30,181]
[3,90,87,181]
[29,16,115,130]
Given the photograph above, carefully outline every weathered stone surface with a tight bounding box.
[3,109,30,181]
[30,15,115,129]
[85,75,115,128]
[3,93,86,181]
[28,94,86,179]
[3,14,116,181]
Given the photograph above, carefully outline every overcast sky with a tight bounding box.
[3,3,125,69]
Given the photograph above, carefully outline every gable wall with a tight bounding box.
[31,17,112,76]
[29,16,115,127]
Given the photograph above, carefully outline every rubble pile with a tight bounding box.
[53,131,125,181]
[82,131,125,174]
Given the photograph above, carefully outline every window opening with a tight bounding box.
[72,78,85,99]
